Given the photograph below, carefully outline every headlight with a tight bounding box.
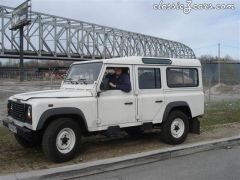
[7,101,12,115]
[26,105,32,121]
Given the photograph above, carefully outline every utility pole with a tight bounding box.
[19,27,24,82]
[218,43,221,84]
[10,0,31,82]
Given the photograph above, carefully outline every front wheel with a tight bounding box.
[161,111,189,145]
[42,118,81,163]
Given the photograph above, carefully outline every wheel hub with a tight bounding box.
[56,128,76,154]
[174,125,180,132]
[61,135,69,145]
[171,118,185,138]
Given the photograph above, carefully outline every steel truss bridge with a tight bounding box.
[0,5,195,61]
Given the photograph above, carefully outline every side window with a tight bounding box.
[167,68,198,87]
[138,68,161,89]
[103,67,130,80]
[100,67,131,92]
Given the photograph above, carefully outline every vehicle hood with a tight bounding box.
[11,89,93,101]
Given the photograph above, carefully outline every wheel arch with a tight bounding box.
[37,107,89,135]
[162,101,192,123]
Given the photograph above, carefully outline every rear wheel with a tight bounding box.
[42,118,81,163]
[161,111,189,144]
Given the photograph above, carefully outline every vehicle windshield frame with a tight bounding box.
[64,62,103,85]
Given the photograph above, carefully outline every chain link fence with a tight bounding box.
[0,67,67,82]
[202,63,240,85]
[202,63,240,102]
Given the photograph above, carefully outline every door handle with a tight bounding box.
[124,102,133,105]
[155,100,163,103]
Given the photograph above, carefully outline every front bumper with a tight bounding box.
[3,117,32,137]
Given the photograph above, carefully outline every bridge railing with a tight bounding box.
[0,5,195,61]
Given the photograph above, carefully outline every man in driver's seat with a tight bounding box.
[107,67,131,92]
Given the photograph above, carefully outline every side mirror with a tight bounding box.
[100,78,110,90]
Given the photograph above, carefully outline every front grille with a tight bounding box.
[10,101,26,122]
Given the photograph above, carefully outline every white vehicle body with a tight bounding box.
[4,56,204,162]
[6,56,204,132]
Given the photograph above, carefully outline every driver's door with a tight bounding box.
[97,65,136,126]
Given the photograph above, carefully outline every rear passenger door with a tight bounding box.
[135,66,164,123]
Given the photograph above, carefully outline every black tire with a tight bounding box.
[42,118,81,163]
[14,134,40,148]
[161,111,189,145]
[125,126,142,136]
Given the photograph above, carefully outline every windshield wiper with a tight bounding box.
[64,78,79,84]
[64,78,91,85]
[78,78,88,85]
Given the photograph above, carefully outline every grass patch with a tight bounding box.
[202,100,240,128]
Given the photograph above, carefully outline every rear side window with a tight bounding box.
[167,68,198,87]
[138,68,161,89]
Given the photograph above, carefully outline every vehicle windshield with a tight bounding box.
[65,62,102,85]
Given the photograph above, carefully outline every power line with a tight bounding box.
[193,44,239,50]
[193,44,217,50]
[221,44,239,49]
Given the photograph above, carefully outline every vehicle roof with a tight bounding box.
[73,56,201,67]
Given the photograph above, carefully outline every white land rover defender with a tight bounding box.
[3,56,204,162]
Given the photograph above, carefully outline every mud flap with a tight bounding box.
[189,117,200,134]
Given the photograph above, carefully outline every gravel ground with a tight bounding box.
[204,83,240,101]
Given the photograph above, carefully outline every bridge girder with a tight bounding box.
[0,5,195,61]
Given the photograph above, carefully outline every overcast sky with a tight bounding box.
[1,0,240,59]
